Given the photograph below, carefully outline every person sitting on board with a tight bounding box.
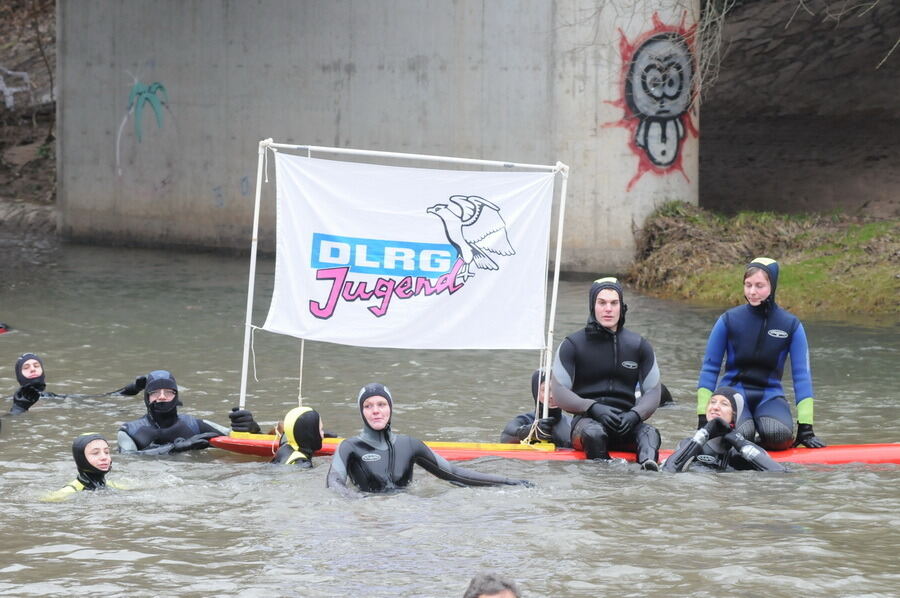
[550,277,663,470]
[500,369,572,446]
[117,369,261,455]
[271,405,324,467]
[662,386,786,473]
[42,433,128,501]
[327,383,532,497]
[5,352,152,416]
[696,257,825,451]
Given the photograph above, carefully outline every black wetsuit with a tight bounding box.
[327,427,525,497]
[499,408,573,447]
[662,428,786,473]
[552,325,662,462]
[118,413,226,455]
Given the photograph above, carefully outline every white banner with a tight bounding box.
[262,153,555,349]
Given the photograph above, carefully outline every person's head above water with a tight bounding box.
[72,433,111,489]
[705,385,744,426]
[588,277,627,332]
[15,352,45,388]
[357,383,393,432]
[143,370,181,424]
[283,405,324,456]
[743,257,779,308]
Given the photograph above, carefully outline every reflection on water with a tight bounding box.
[1,241,898,597]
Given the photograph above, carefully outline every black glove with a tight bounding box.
[11,385,41,413]
[535,417,556,441]
[703,416,732,439]
[587,403,622,431]
[172,432,219,452]
[229,407,261,433]
[793,423,826,448]
[697,414,707,429]
[616,410,641,435]
[119,375,147,396]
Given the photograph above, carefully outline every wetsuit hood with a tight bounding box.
[15,352,46,390]
[72,433,110,490]
[710,385,745,427]
[144,369,181,427]
[283,406,323,458]
[745,257,779,311]
[586,277,627,335]
[357,383,393,442]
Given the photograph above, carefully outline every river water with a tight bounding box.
[1,235,898,597]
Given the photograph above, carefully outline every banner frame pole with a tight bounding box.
[238,138,272,409]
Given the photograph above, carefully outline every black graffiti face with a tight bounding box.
[625,33,694,167]
[627,34,693,117]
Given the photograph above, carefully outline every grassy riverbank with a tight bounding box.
[627,202,899,316]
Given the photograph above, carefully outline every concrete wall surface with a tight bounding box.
[58,0,699,272]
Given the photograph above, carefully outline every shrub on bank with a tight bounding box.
[627,202,899,316]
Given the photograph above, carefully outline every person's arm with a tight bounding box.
[550,339,595,414]
[788,323,825,448]
[326,441,363,498]
[9,386,41,414]
[499,414,535,443]
[115,376,147,396]
[697,316,728,426]
[117,428,220,455]
[661,417,731,472]
[412,440,531,487]
[632,339,661,420]
[723,431,787,472]
[41,480,83,502]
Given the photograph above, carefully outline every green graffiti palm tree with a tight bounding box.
[128,81,168,142]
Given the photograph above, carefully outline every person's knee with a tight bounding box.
[635,423,661,449]
[736,418,756,440]
[756,416,793,451]
[574,422,609,459]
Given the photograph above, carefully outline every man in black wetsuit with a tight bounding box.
[117,369,261,455]
[327,383,532,497]
[551,277,663,469]
[663,386,785,472]
[500,369,572,446]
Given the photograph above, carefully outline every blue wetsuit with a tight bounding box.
[697,259,817,450]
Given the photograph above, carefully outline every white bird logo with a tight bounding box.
[427,195,515,282]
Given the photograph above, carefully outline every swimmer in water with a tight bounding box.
[327,383,532,497]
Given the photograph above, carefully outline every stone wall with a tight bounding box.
[700,0,900,217]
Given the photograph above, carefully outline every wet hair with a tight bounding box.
[463,572,521,598]
[743,266,770,282]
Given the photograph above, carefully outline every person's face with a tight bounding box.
[536,383,558,409]
[362,396,391,430]
[21,358,43,380]
[84,439,112,472]
[478,592,517,598]
[148,388,176,403]
[593,289,621,331]
[706,393,734,424]
[744,270,771,306]
[318,418,325,439]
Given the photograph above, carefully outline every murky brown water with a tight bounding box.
[1,237,898,597]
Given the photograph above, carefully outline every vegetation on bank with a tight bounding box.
[626,202,899,316]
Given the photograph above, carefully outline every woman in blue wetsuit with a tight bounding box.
[327,383,532,497]
[697,257,825,451]
[663,386,785,472]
